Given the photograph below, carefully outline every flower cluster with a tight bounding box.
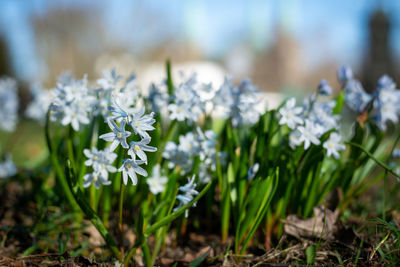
[213,77,264,127]
[25,83,53,123]
[83,147,117,188]
[167,73,210,123]
[162,127,221,183]
[95,68,139,118]
[279,80,345,159]
[151,73,264,127]
[338,66,400,130]
[174,175,199,217]
[0,78,19,132]
[50,73,96,131]
[97,70,157,186]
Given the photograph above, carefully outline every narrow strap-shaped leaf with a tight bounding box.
[45,110,81,217]
[346,142,400,179]
[240,168,279,254]
[65,160,121,259]
[144,180,214,236]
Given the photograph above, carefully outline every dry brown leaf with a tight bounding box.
[283,206,339,240]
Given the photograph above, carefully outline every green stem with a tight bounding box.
[65,160,120,259]
[118,178,125,261]
[142,241,152,267]
[45,110,81,219]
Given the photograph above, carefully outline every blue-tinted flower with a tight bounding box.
[83,147,117,179]
[279,98,303,129]
[128,138,157,163]
[25,84,53,123]
[174,175,199,217]
[308,101,339,133]
[100,119,131,151]
[50,74,96,131]
[318,79,333,95]
[393,149,400,159]
[0,78,18,132]
[83,171,111,188]
[162,141,193,173]
[148,82,169,113]
[289,130,302,149]
[343,80,371,112]
[146,164,168,195]
[128,107,156,139]
[373,75,400,130]
[118,158,148,185]
[337,65,353,84]
[247,163,259,180]
[323,132,346,159]
[97,68,122,92]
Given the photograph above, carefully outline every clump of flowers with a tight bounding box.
[174,175,199,217]
[279,80,345,158]
[213,77,264,127]
[25,83,53,123]
[93,70,157,187]
[50,73,96,131]
[338,65,400,130]
[83,147,117,188]
[151,73,265,127]
[0,78,19,132]
[162,127,221,183]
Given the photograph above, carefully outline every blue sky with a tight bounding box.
[0,0,399,81]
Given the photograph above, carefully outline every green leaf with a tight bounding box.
[65,160,120,259]
[188,247,211,267]
[239,169,279,254]
[333,91,345,114]
[347,141,400,179]
[306,245,316,265]
[144,180,214,236]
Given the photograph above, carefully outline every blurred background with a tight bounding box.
[0,0,399,167]
[1,0,400,94]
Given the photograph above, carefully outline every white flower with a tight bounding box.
[146,164,168,195]
[100,119,131,152]
[323,132,346,159]
[118,159,147,185]
[289,130,302,149]
[128,107,156,139]
[279,98,303,129]
[61,103,91,131]
[83,171,111,188]
[97,68,121,92]
[83,147,117,179]
[128,138,157,163]
[297,120,322,149]
[168,103,188,121]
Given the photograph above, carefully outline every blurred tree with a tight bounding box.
[0,35,13,77]
[362,9,398,92]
